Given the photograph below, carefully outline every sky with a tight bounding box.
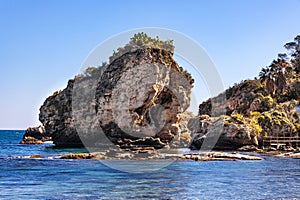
[1,0,300,129]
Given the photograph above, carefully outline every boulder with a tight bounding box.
[20,125,51,144]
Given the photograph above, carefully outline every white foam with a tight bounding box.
[43,141,54,144]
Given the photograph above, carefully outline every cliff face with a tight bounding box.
[188,115,258,150]
[94,48,192,147]
[26,47,193,148]
[38,80,79,147]
[191,35,300,150]
[191,57,300,150]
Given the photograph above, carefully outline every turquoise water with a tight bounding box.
[0,130,300,199]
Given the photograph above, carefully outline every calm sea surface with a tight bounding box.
[0,130,299,199]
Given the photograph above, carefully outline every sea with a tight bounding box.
[0,130,299,200]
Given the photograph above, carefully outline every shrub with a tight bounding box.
[250,111,263,135]
[84,66,97,77]
[231,113,245,124]
[261,95,274,110]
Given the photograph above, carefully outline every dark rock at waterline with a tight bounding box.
[20,125,51,144]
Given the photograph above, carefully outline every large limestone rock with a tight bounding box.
[25,47,193,148]
[94,48,192,147]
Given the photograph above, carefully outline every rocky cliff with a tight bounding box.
[190,35,300,150]
[22,33,194,149]
[94,47,193,148]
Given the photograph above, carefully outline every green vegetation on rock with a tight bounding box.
[196,35,300,149]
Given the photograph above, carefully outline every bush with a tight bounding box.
[231,113,245,124]
[250,112,263,135]
[261,95,273,110]
[84,66,97,77]
[128,32,174,53]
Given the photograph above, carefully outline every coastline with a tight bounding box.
[18,137,300,161]
[57,148,300,161]
[23,145,299,161]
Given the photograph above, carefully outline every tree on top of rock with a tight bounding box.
[284,35,300,73]
[259,58,288,96]
[128,32,174,53]
[110,32,175,63]
[258,36,300,96]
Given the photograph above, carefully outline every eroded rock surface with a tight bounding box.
[20,125,51,144]
[189,117,258,150]
[23,47,193,148]
[94,48,192,147]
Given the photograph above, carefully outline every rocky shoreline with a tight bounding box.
[55,150,264,161]
[56,146,300,160]
[22,140,300,161]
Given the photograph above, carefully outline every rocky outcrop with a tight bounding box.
[192,35,300,150]
[24,45,193,148]
[58,150,263,161]
[198,80,268,117]
[189,116,258,150]
[20,125,51,144]
[191,99,299,150]
[38,79,80,147]
[180,152,263,161]
[94,48,193,148]
[24,34,300,152]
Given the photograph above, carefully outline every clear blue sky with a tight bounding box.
[1,0,300,129]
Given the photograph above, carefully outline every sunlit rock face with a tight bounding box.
[20,125,51,144]
[192,70,300,150]
[95,48,193,148]
[30,47,193,148]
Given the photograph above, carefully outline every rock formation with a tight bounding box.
[23,34,300,151]
[94,48,193,148]
[22,33,194,149]
[20,125,51,144]
[38,79,79,147]
[190,35,300,150]
[189,116,258,150]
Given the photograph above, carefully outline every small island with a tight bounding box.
[21,33,300,160]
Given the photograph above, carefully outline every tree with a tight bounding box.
[259,56,290,96]
[128,32,174,53]
[284,35,300,73]
[109,32,175,63]
[259,67,269,81]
